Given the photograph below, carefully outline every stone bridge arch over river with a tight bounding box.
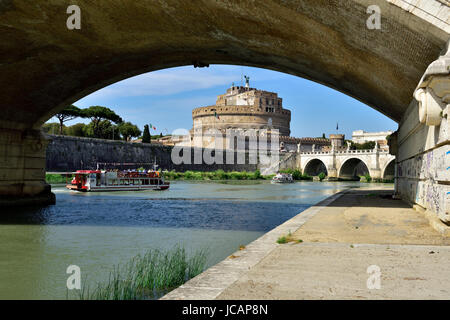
[0,1,448,223]
[299,149,395,180]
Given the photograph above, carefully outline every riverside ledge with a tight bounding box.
[162,187,450,300]
[160,190,346,300]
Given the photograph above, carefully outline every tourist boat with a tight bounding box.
[271,172,294,183]
[66,169,170,192]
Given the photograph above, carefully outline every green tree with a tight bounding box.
[142,125,151,143]
[54,105,83,134]
[66,123,87,137]
[350,141,375,150]
[118,122,142,141]
[42,122,64,135]
[85,120,120,140]
[81,106,123,138]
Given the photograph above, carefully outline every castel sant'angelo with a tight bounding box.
[192,76,291,138]
[181,76,330,152]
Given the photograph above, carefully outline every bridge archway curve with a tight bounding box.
[0,0,446,129]
[0,0,448,202]
[382,159,395,180]
[303,159,328,177]
[338,157,370,180]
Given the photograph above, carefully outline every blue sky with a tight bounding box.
[58,65,397,139]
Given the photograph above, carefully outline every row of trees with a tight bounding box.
[43,105,143,141]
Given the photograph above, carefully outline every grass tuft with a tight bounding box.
[72,246,208,300]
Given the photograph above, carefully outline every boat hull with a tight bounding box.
[66,184,170,192]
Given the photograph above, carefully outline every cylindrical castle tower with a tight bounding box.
[191,83,291,141]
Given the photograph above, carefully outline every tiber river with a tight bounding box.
[0,180,386,299]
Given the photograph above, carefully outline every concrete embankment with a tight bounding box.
[162,187,450,300]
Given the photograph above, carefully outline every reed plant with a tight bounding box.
[74,246,208,300]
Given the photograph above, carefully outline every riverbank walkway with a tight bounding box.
[162,187,450,299]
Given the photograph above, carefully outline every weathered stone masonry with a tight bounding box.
[397,41,450,224]
[45,135,259,173]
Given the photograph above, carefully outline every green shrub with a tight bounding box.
[318,172,326,181]
[46,173,72,184]
[183,171,194,180]
[215,169,227,180]
[277,236,287,244]
[252,169,262,180]
[291,169,302,180]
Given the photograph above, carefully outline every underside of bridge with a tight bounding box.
[304,159,328,177]
[338,158,370,180]
[0,0,448,222]
[383,159,395,180]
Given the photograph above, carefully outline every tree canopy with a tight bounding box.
[54,105,84,134]
[81,106,123,138]
[350,141,376,150]
[43,105,148,142]
[118,122,142,141]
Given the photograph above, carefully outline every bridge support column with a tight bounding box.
[327,168,338,179]
[0,127,55,207]
[397,41,449,224]
[369,169,381,180]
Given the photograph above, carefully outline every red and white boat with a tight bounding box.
[66,169,170,192]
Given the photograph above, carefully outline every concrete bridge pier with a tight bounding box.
[396,41,450,225]
[0,126,55,206]
[327,168,338,179]
[369,169,382,180]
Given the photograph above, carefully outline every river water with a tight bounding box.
[0,180,383,299]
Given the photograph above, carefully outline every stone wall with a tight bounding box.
[396,100,449,223]
[45,135,259,172]
[396,41,449,224]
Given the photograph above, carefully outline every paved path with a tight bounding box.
[163,188,450,300]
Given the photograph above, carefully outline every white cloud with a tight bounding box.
[76,65,287,102]
[79,67,239,100]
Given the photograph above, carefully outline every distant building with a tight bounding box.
[352,130,392,144]
[352,130,392,150]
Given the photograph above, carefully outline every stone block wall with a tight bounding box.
[45,135,259,173]
[396,101,449,223]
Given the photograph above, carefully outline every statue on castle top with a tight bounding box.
[244,75,250,88]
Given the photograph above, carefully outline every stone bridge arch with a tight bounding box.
[303,158,328,177]
[382,159,396,180]
[338,157,371,180]
[0,0,447,210]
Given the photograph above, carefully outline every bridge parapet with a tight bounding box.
[299,149,389,155]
